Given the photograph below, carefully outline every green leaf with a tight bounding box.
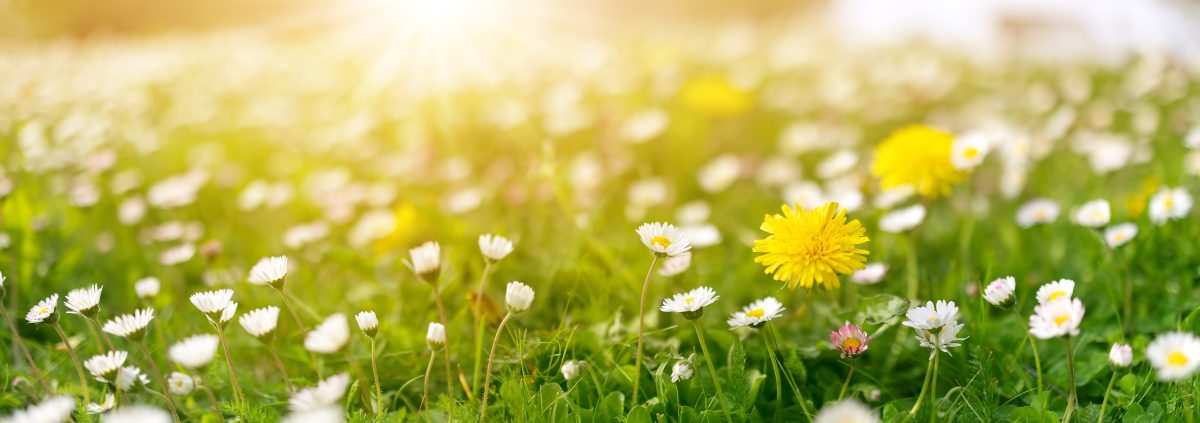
[626,405,651,423]
[725,340,749,411]
[594,392,624,421]
[858,294,911,326]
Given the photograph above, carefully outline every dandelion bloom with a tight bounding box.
[727,297,784,328]
[753,202,869,290]
[1110,343,1133,367]
[983,276,1016,306]
[1028,298,1085,339]
[870,124,964,198]
[1147,332,1200,381]
[830,322,872,358]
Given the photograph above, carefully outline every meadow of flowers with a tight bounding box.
[4,8,1200,423]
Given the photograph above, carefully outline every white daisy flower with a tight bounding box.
[816,149,858,179]
[505,281,535,313]
[914,320,966,359]
[698,155,741,193]
[660,286,719,319]
[281,406,346,423]
[158,243,196,265]
[873,185,914,210]
[426,322,446,347]
[355,311,378,337]
[983,276,1016,306]
[86,393,115,414]
[670,359,694,382]
[239,306,280,339]
[1016,198,1060,228]
[168,334,219,369]
[658,252,692,277]
[190,289,234,316]
[850,263,887,285]
[1102,222,1137,248]
[681,223,722,248]
[1035,279,1075,304]
[114,365,149,391]
[85,350,128,382]
[305,314,349,354]
[950,132,990,170]
[479,234,515,262]
[1029,298,1085,339]
[1148,187,1193,225]
[561,360,582,381]
[220,302,238,324]
[282,222,329,249]
[727,297,785,328]
[102,308,155,340]
[25,294,59,324]
[879,204,925,233]
[1073,199,1111,228]
[902,300,960,331]
[167,372,194,395]
[0,395,74,423]
[289,373,351,412]
[248,256,289,286]
[64,284,103,317]
[675,201,712,225]
[135,277,160,299]
[1148,332,1200,381]
[635,222,692,257]
[1110,343,1133,367]
[620,109,668,144]
[408,242,442,282]
[100,405,172,423]
[813,398,880,423]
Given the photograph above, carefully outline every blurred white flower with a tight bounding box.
[1110,343,1133,367]
[86,393,115,414]
[169,334,219,369]
[670,359,694,382]
[305,314,349,354]
[442,187,483,215]
[282,406,346,423]
[158,243,196,265]
[348,209,396,248]
[114,365,149,391]
[479,234,515,262]
[783,181,825,210]
[147,170,207,209]
[64,285,103,316]
[168,372,194,396]
[1029,298,1085,339]
[240,306,280,339]
[408,242,441,282]
[873,185,914,209]
[674,201,711,225]
[190,289,234,315]
[620,109,668,144]
[561,360,582,381]
[755,157,801,187]
[103,405,172,423]
[813,399,879,423]
[1148,187,1192,225]
[1147,332,1200,381]
[248,256,289,286]
[627,178,668,209]
[950,132,990,170]
[117,197,147,225]
[0,395,75,423]
[84,350,127,382]
[1016,198,1059,228]
[1073,199,1110,227]
[426,322,446,347]
[983,276,1016,306]
[658,252,692,277]
[880,204,926,233]
[283,222,329,249]
[290,373,351,412]
[505,281,535,313]
[681,223,722,248]
[1186,151,1200,176]
[816,149,858,179]
[135,277,160,299]
[1104,223,1138,248]
[1036,279,1075,304]
[850,263,887,285]
[698,155,741,193]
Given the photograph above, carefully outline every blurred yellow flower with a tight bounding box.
[871,125,964,198]
[753,202,869,290]
[680,75,751,117]
[371,203,425,255]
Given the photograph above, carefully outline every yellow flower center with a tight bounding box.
[1047,290,1067,302]
[38,307,47,314]
[651,236,672,249]
[1165,198,1175,209]
[963,147,979,159]
[842,337,862,349]
[1169,350,1189,367]
[1113,233,1126,242]
[746,308,765,318]
[1054,315,1070,326]
[684,296,694,305]
[1035,209,1047,219]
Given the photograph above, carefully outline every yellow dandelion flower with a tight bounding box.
[753,202,870,290]
[870,124,964,198]
[680,75,752,117]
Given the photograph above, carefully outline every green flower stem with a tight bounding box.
[267,343,295,394]
[214,323,245,406]
[138,340,181,422]
[1062,337,1077,423]
[472,260,494,396]
[905,354,936,421]
[422,349,438,423]
[432,283,456,401]
[1097,370,1117,423]
[83,316,114,352]
[197,375,223,418]
[0,306,51,393]
[632,254,660,406]
[369,338,383,415]
[479,312,513,423]
[929,353,939,423]
[765,323,812,420]
[50,322,89,405]
[762,333,783,423]
[275,284,323,380]
[1012,308,1043,397]
[839,358,856,401]
[692,320,733,423]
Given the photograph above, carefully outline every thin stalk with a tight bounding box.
[479,313,512,423]
[765,323,812,419]
[267,343,295,394]
[432,283,455,402]
[632,254,660,406]
[1097,370,1117,423]
[906,354,936,420]
[214,325,245,406]
[0,306,50,393]
[138,341,181,422]
[839,358,856,400]
[763,334,782,423]
[1012,308,1043,396]
[472,261,494,395]
[1186,381,1196,423]
[422,349,438,423]
[1062,337,1077,423]
[198,375,222,418]
[693,320,733,423]
[82,316,113,352]
[370,338,383,415]
[276,285,322,379]
[51,322,90,405]
[929,353,939,423]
